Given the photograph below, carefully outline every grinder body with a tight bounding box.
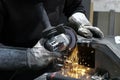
[39,3,77,53]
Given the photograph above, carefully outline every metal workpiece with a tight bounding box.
[77,42,95,68]
[77,36,120,78]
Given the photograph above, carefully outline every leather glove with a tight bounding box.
[69,12,104,38]
[27,41,58,70]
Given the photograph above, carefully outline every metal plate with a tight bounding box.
[77,43,95,68]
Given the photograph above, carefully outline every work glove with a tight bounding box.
[69,12,104,38]
[27,41,58,70]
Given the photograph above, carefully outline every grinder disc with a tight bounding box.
[63,26,77,52]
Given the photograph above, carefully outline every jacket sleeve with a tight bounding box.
[63,0,86,18]
[0,0,4,33]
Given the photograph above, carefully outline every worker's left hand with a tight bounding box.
[69,12,104,38]
[27,41,58,70]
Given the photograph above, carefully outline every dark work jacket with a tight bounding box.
[0,0,85,48]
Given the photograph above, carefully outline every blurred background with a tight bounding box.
[82,0,120,36]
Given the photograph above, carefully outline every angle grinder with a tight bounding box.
[39,3,77,52]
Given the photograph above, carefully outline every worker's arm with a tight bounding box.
[0,14,3,33]
[0,41,57,70]
[63,0,85,18]
[0,2,55,70]
[0,1,4,33]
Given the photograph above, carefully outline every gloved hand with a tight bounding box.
[69,12,104,38]
[0,42,57,70]
[27,41,58,70]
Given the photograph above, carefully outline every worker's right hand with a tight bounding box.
[69,12,104,39]
[27,41,58,70]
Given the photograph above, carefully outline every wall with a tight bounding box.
[93,0,120,36]
[94,0,120,12]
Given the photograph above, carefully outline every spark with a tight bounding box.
[61,45,92,79]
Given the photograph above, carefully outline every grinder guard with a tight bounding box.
[42,25,77,53]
